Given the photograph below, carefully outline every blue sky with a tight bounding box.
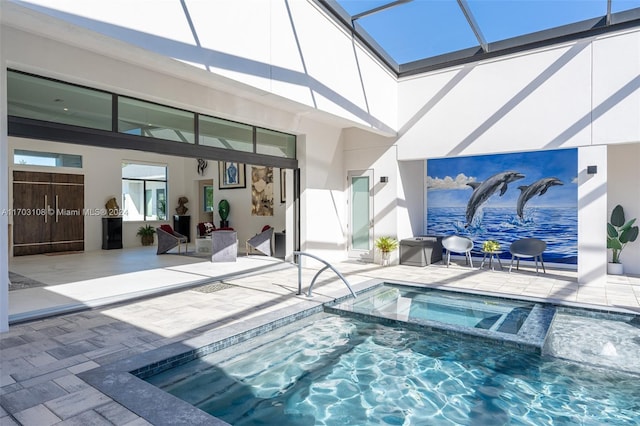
[426,148,577,208]
[337,0,640,63]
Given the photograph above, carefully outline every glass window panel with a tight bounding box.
[118,97,195,143]
[122,180,145,221]
[256,128,296,158]
[7,70,112,130]
[351,176,370,250]
[612,0,640,13]
[468,0,606,43]
[14,149,82,168]
[199,115,253,152]
[355,1,478,63]
[122,162,167,222]
[337,0,397,15]
[145,181,167,221]
[122,163,166,180]
[203,185,214,212]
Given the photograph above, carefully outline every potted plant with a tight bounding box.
[607,204,639,275]
[375,236,399,266]
[137,224,156,246]
[482,240,501,252]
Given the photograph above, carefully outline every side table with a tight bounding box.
[212,230,237,262]
[480,250,503,271]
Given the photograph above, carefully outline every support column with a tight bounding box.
[577,145,608,285]
[1,58,9,332]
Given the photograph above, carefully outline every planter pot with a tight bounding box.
[381,252,391,267]
[607,262,623,275]
[141,235,155,246]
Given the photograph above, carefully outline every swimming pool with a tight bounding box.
[145,312,640,425]
[79,282,640,425]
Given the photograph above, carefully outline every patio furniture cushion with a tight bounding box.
[197,222,216,237]
[159,224,173,234]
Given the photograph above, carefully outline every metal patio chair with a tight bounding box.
[509,238,547,274]
[442,235,474,268]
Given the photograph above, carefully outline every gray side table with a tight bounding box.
[211,230,237,262]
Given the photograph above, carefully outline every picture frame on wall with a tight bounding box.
[218,161,246,189]
[280,169,286,204]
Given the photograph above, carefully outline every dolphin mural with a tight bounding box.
[516,177,563,219]
[465,170,525,226]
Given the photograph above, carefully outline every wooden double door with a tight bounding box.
[13,171,85,256]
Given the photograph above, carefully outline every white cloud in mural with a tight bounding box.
[571,176,578,184]
[427,173,476,190]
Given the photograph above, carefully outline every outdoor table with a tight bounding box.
[480,250,503,271]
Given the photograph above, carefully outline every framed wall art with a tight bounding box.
[218,161,246,189]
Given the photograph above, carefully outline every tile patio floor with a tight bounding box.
[2,248,639,425]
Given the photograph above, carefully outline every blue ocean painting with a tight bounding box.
[426,149,578,265]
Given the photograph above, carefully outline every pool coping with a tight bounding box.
[78,278,639,425]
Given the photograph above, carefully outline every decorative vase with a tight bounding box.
[381,251,391,267]
[141,235,154,246]
[607,263,623,275]
[218,199,230,228]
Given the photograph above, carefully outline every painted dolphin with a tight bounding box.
[516,177,563,218]
[465,171,525,226]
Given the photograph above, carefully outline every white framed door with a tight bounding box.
[348,169,374,261]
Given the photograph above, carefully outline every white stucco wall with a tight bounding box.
[578,145,608,284]
[343,128,398,264]
[397,28,640,160]
[296,118,346,263]
[608,144,640,275]
[592,31,640,145]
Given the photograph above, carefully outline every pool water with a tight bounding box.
[335,285,533,334]
[146,314,640,425]
[327,284,550,351]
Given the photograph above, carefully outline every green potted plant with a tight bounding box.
[482,240,501,252]
[137,224,156,246]
[607,204,638,275]
[375,236,399,266]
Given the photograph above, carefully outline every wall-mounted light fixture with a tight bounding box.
[380,176,388,183]
[587,165,597,175]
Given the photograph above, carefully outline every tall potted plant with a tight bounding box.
[375,236,399,266]
[607,204,638,275]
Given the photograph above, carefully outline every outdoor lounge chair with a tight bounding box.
[246,225,274,256]
[156,225,188,255]
[442,235,474,268]
[509,238,546,274]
